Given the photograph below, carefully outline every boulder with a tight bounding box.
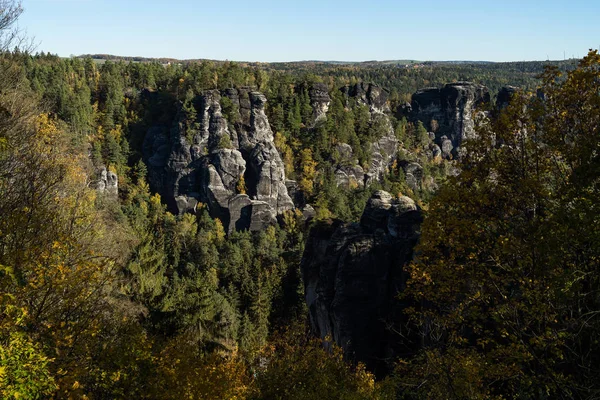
[441,136,454,159]
[94,165,118,199]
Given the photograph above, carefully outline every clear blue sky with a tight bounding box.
[18,0,600,62]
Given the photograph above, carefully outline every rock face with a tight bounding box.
[400,161,424,191]
[301,191,422,373]
[411,82,490,158]
[309,83,331,126]
[143,88,294,232]
[333,83,399,188]
[94,165,118,198]
[342,82,391,114]
[496,86,518,109]
[333,144,365,189]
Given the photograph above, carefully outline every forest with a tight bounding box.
[1,1,599,399]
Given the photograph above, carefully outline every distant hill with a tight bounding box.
[77,54,579,68]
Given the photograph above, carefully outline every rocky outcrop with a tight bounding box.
[143,88,294,232]
[411,82,490,157]
[94,165,118,198]
[333,84,399,188]
[309,83,331,126]
[333,144,365,189]
[400,161,424,191]
[342,82,391,114]
[366,116,398,185]
[496,86,518,109]
[301,191,422,374]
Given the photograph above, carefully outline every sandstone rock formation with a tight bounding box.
[309,82,331,127]
[94,165,118,198]
[331,83,399,188]
[301,190,422,373]
[332,143,365,189]
[143,88,294,232]
[400,161,424,191]
[411,82,490,158]
[342,82,391,114]
[496,86,518,109]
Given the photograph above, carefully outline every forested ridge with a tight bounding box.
[1,1,599,398]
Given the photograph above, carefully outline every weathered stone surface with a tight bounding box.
[301,191,422,374]
[203,149,246,222]
[143,88,294,231]
[333,144,365,189]
[144,127,170,168]
[441,136,454,160]
[496,86,518,109]
[430,143,442,159]
[309,83,331,126]
[302,204,316,220]
[400,161,424,191]
[343,82,391,114]
[334,84,399,188]
[95,166,118,198]
[411,82,490,155]
[227,194,277,233]
[335,165,365,189]
[366,123,398,185]
[248,141,295,214]
[285,179,303,205]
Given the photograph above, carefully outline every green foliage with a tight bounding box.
[0,330,56,399]
[399,50,600,399]
[217,133,233,149]
[251,325,394,400]
[3,8,595,396]
[220,94,240,124]
[414,120,429,147]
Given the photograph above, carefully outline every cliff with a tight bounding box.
[301,191,423,373]
[143,88,294,233]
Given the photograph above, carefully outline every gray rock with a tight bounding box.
[227,194,277,233]
[400,162,424,191]
[94,166,118,198]
[301,191,422,374]
[175,195,198,214]
[204,149,246,216]
[334,143,355,161]
[496,86,518,109]
[360,190,395,232]
[143,88,294,231]
[309,83,331,126]
[333,85,399,188]
[248,141,294,214]
[343,82,391,114]
[441,136,454,160]
[333,144,366,188]
[144,127,170,168]
[366,124,399,185]
[335,165,365,189]
[430,143,442,159]
[411,82,490,153]
[302,204,316,220]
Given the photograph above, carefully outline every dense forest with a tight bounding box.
[1,1,599,398]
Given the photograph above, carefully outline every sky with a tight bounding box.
[17,0,600,62]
